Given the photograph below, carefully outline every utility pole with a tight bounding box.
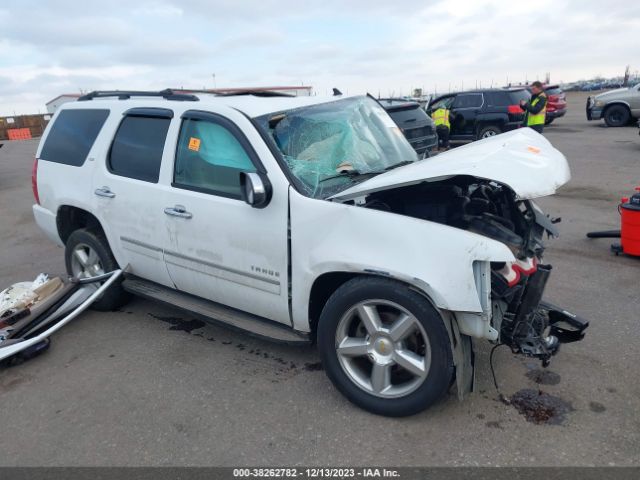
[623,65,630,87]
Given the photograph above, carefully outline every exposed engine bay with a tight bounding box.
[358,175,589,365]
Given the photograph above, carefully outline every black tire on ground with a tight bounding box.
[477,125,502,140]
[317,277,454,417]
[64,228,131,311]
[603,105,630,127]
[545,117,554,125]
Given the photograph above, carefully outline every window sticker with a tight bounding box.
[188,137,201,151]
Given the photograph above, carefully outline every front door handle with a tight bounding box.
[164,205,193,219]
[94,186,115,198]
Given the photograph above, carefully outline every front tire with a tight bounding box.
[604,105,630,127]
[317,277,453,417]
[64,228,130,311]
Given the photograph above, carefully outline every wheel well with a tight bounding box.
[307,272,437,341]
[476,122,502,135]
[604,102,631,114]
[308,272,359,341]
[56,206,104,245]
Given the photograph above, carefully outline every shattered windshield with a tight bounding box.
[255,96,417,198]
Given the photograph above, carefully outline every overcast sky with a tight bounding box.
[0,0,638,115]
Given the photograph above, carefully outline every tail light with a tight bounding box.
[548,95,559,102]
[507,105,523,114]
[32,157,40,205]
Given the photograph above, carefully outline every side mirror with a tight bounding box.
[240,172,272,209]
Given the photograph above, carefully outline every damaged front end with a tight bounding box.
[351,174,589,365]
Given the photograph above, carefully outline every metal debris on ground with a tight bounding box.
[0,269,124,365]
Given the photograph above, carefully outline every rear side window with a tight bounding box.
[429,97,454,111]
[108,116,170,183]
[452,93,483,109]
[507,90,531,105]
[40,109,109,166]
[486,92,510,106]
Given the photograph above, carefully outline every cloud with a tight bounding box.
[133,2,184,17]
[115,38,210,66]
[3,15,133,47]
[0,0,638,114]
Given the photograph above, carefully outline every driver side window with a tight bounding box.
[174,117,256,199]
[430,97,453,112]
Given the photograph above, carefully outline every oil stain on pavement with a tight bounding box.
[147,313,205,333]
[146,311,323,381]
[509,388,574,425]
[525,369,561,385]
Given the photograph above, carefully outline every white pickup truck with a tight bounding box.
[32,89,588,416]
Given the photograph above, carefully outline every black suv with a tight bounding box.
[379,99,438,155]
[427,89,530,142]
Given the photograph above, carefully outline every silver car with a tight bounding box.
[586,83,640,127]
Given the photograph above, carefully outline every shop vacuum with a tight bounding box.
[587,187,640,256]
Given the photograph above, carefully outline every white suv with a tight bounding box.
[32,89,588,416]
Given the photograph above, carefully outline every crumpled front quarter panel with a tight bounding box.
[289,191,515,332]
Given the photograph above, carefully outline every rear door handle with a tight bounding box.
[94,186,115,198]
[164,205,192,219]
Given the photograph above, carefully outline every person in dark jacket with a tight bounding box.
[520,81,547,133]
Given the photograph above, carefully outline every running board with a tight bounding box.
[122,277,310,344]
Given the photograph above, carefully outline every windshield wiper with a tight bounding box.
[319,171,379,184]
[383,160,415,172]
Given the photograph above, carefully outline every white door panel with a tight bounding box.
[162,109,290,324]
[91,111,175,287]
[163,190,288,322]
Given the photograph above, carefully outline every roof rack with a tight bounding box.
[175,89,294,98]
[77,89,199,102]
[218,90,294,98]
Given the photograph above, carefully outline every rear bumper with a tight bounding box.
[410,134,438,153]
[547,109,566,119]
[32,204,63,247]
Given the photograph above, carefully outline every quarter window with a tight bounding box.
[108,116,170,183]
[174,118,256,199]
[40,109,109,166]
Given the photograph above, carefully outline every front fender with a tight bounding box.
[289,191,514,332]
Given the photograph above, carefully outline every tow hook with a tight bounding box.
[541,301,590,344]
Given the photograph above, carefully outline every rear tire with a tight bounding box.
[545,117,554,125]
[64,228,130,311]
[604,105,630,127]
[477,125,502,139]
[317,277,453,417]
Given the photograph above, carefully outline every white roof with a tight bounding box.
[61,93,353,118]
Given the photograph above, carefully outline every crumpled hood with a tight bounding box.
[329,128,570,202]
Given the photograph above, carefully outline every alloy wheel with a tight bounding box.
[335,300,431,398]
[70,243,105,279]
